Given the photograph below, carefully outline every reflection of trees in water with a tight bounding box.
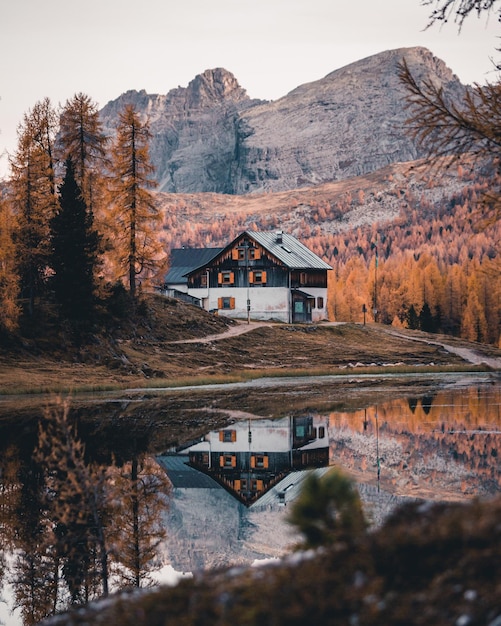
[0,399,171,625]
[327,385,501,498]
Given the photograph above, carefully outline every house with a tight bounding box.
[186,415,330,505]
[162,230,331,323]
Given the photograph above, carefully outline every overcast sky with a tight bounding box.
[0,0,499,178]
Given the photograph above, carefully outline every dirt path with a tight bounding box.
[168,320,273,344]
[171,319,501,370]
[377,327,501,370]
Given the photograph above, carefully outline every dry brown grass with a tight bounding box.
[0,293,496,396]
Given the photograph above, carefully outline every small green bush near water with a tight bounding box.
[287,467,367,548]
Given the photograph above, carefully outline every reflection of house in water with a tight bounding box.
[187,415,329,505]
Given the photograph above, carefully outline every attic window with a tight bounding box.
[281,245,292,253]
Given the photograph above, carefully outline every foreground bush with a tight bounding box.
[42,495,501,626]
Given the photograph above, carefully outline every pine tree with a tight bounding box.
[108,104,166,298]
[406,304,420,330]
[419,302,435,333]
[50,158,100,327]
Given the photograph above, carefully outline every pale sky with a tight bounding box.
[1,0,499,179]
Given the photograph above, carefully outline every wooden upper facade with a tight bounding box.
[164,230,331,323]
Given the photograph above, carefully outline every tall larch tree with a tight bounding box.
[58,93,108,212]
[0,197,20,333]
[50,158,100,327]
[9,99,58,317]
[36,399,111,604]
[108,104,166,299]
[111,454,170,588]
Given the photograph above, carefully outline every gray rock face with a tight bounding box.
[100,47,465,195]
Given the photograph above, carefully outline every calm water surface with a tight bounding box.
[1,377,500,625]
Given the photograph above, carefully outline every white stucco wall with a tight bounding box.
[187,286,328,323]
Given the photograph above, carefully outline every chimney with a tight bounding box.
[275,230,283,243]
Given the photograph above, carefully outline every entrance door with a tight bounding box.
[292,292,313,323]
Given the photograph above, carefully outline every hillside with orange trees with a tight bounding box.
[155,157,500,346]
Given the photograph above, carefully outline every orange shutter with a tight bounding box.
[249,271,254,284]
[263,456,269,468]
[218,273,223,285]
[219,431,224,441]
[232,249,239,260]
[234,479,241,490]
[219,455,225,467]
[250,456,256,469]
[261,271,267,284]
[218,297,223,309]
[229,272,235,284]
[256,480,264,490]
[229,297,235,309]
[231,456,237,468]
[253,248,261,260]
[231,430,237,442]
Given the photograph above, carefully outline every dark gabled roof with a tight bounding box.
[164,247,223,284]
[157,455,221,489]
[247,231,332,270]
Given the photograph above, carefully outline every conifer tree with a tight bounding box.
[50,158,100,326]
[58,93,107,213]
[108,104,166,298]
[288,468,366,548]
[9,99,58,316]
[399,3,501,247]
[419,302,436,333]
[112,454,170,587]
[36,399,111,603]
[0,197,20,333]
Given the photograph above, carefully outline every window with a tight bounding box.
[218,297,235,310]
[219,429,237,442]
[219,454,236,468]
[318,426,325,439]
[300,272,307,285]
[218,271,234,285]
[316,296,324,309]
[250,454,269,469]
[201,274,207,287]
[249,270,267,284]
[232,247,261,260]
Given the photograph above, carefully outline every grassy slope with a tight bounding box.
[1,293,498,396]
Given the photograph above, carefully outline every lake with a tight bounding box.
[1,373,500,625]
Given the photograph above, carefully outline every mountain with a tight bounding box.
[99,47,466,195]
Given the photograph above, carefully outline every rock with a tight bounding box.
[99,47,465,195]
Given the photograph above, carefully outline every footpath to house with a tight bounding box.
[170,320,501,370]
[168,320,274,344]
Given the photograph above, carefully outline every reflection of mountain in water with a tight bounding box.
[157,415,331,572]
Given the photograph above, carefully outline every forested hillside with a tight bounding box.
[155,157,501,346]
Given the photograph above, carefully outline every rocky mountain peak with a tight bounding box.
[100,47,466,194]
[185,68,249,109]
